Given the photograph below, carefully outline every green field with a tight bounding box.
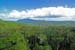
[0,20,75,50]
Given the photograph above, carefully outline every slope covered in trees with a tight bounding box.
[0,20,75,50]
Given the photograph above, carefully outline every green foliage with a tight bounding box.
[0,20,75,50]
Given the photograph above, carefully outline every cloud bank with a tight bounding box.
[0,6,75,21]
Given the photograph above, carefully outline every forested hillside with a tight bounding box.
[0,20,75,50]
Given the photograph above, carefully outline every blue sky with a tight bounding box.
[0,0,75,10]
[0,0,75,21]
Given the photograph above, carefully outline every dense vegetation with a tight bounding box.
[0,20,75,50]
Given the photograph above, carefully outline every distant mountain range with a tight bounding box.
[17,18,75,26]
[18,18,46,22]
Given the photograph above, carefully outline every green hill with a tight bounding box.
[0,20,75,50]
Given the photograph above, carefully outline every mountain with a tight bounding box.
[18,18,46,23]
[17,18,75,26]
[17,15,62,23]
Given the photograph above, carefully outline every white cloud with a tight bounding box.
[0,6,75,21]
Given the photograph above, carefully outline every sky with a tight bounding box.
[0,0,75,21]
